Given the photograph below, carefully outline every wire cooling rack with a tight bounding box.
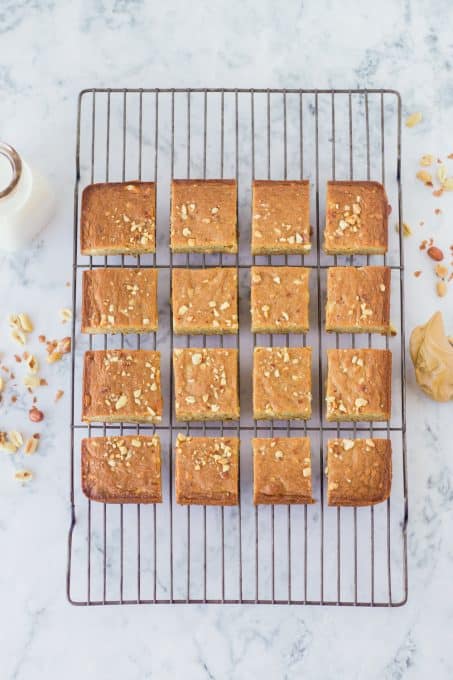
[67,88,407,606]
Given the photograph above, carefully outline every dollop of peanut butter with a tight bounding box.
[410,311,453,402]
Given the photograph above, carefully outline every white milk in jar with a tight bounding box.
[0,142,54,252]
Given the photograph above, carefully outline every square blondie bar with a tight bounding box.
[251,266,310,333]
[251,180,311,254]
[172,267,238,334]
[81,181,156,255]
[81,435,162,504]
[173,348,239,421]
[326,438,392,506]
[175,434,239,505]
[82,350,163,423]
[323,181,388,255]
[253,347,312,420]
[253,437,314,504]
[82,268,158,334]
[170,179,237,253]
[326,348,392,421]
[326,266,390,334]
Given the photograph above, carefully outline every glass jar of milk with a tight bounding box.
[0,142,54,252]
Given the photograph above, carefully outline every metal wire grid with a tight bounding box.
[67,88,407,606]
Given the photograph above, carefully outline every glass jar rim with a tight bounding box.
[0,142,22,199]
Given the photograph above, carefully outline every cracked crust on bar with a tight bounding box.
[82,268,158,334]
[253,437,315,504]
[170,179,237,253]
[251,266,310,333]
[82,350,163,423]
[325,266,391,334]
[326,438,392,506]
[81,181,156,255]
[251,180,311,254]
[326,349,392,422]
[323,181,388,255]
[175,434,239,505]
[253,346,312,420]
[172,267,238,335]
[82,435,162,504]
[173,348,240,421]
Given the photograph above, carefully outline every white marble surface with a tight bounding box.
[1,1,453,678]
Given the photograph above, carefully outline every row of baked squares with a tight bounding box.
[81,348,391,423]
[81,265,391,335]
[80,179,389,255]
[81,434,392,507]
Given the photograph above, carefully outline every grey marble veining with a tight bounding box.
[1,1,453,678]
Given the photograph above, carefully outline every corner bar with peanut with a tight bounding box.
[323,181,388,255]
[81,181,156,255]
[82,435,162,504]
[326,438,392,506]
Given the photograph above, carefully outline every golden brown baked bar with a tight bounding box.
[323,181,388,255]
[251,266,310,333]
[251,180,311,254]
[253,347,312,420]
[82,350,163,423]
[326,266,391,334]
[82,268,158,334]
[326,438,392,506]
[81,181,156,255]
[326,349,392,422]
[170,179,237,253]
[175,434,239,505]
[173,348,239,421]
[253,437,314,504]
[172,267,238,335]
[81,435,162,504]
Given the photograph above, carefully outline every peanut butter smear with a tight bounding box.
[410,311,453,402]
